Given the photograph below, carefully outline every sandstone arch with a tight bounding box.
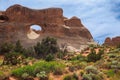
[0,4,94,51]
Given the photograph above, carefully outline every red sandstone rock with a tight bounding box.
[104,36,120,46]
[0,4,94,49]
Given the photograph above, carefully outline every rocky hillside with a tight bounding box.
[0,4,94,50]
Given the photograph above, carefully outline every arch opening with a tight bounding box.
[30,25,42,31]
[27,25,42,40]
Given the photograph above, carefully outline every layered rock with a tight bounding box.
[104,36,120,46]
[0,4,94,50]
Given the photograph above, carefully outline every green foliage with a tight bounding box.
[34,37,59,58]
[85,65,98,74]
[23,47,35,57]
[0,42,14,54]
[117,44,120,48]
[21,73,29,79]
[87,49,104,62]
[3,52,24,65]
[68,65,76,72]
[106,69,115,77]
[12,61,65,78]
[83,74,92,80]
[87,49,97,62]
[45,54,54,62]
[0,71,6,80]
[83,65,104,80]
[57,51,66,59]
[14,40,24,53]
[71,54,87,61]
[36,71,48,80]
[63,73,78,80]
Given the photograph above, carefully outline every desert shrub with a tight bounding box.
[21,73,29,79]
[53,67,63,75]
[71,54,87,61]
[63,73,78,80]
[12,61,65,78]
[87,49,97,62]
[85,65,98,74]
[23,47,35,57]
[82,74,92,80]
[0,71,6,80]
[117,44,120,48]
[73,73,79,80]
[34,37,59,58]
[45,54,54,61]
[87,49,103,62]
[63,75,72,80]
[106,69,115,77]
[108,54,116,58]
[12,67,24,78]
[82,65,104,80]
[0,42,14,54]
[3,52,25,65]
[68,65,76,72]
[36,71,48,80]
[57,51,66,59]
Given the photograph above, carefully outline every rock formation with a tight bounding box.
[104,36,120,46]
[0,4,94,51]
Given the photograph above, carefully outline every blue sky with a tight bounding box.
[0,0,120,43]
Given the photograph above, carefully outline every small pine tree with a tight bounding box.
[14,40,24,53]
[34,37,59,58]
[87,49,97,62]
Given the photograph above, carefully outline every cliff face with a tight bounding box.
[0,4,94,50]
[104,36,120,46]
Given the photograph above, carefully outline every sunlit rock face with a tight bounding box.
[104,36,120,46]
[0,4,94,50]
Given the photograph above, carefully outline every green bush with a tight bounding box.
[83,66,104,80]
[0,42,14,54]
[36,71,48,80]
[12,61,65,78]
[53,67,63,75]
[71,54,87,61]
[87,49,103,62]
[14,40,24,53]
[63,73,78,80]
[23,47,35,57]
[0,71,6,80]
[34,37,59,58]
[106,69,115,77]
[69,65,76,72]
[85,65,98,74]
[21,73,29,79]
[83,74,92,80]
[45,54,54,62]
[3,52,25,65]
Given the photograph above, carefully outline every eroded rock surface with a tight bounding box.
[0,4,94,50]
[104,36,120,46]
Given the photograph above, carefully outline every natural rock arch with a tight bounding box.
[27,25,42,39]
